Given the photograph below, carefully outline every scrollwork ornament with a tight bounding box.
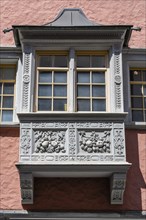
[115,75,121,84]
[23,74,30,83]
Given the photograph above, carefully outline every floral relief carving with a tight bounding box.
[79,131,111,153]
[114,129,124,155]
[34,130,66,153]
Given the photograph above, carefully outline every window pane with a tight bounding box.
[77,85,90,97]
[92,56,105,67]
[143,70,146,81]
[77,56,90,67]
[0,68,3,80]
[131,85,142,95]
[131,97,143,108]
[144,98,146,108]
[130,70,142,81]
[54,72,67,83]
[143,85,146,95]
[77,72,90,83]
[38,85,52,96]
[3,83,14,94]
[38,99,51,111]
[3,68,15,80]
[92,86,105,97]
[54,85,67,97]
[39,56,53,67]
[54,56,67,67]
[53,99,67,111]
[3,96,13,108]
[93,99,106,111]
[0,83,2,94]
[2,110,13,122]
[77,99,90,111]
[132,110,143,121]
[92,72,105,83]
[39,72,52,83]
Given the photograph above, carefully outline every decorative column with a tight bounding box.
[113,43,124,112]
[21,45,32,112]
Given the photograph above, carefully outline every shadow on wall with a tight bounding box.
[124,129,146,210]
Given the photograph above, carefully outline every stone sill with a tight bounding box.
[0,122,20,128]
[125,122,146,130]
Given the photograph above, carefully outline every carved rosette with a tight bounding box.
[79,130,111,153]
[34,130,66,153]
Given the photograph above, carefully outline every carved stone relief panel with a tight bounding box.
[78,130,111,154]
[20,120,126,163]
[34,130,66,154]
[20,173,33,204]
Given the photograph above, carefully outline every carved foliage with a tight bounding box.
[34,130,66,153]
[20,173,33,204]
[79,130,111,153]
[114,129,124,155]
[21,129,31,154]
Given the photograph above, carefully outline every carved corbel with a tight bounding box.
[110,173,126,204]
[20,173,33,204]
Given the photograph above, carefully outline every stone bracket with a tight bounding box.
[110,173,126,204]
[20,173,33,204]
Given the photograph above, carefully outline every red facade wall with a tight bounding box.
[1,0,146,48]
[0,128,146,211]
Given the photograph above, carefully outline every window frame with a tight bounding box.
[0,64,16,123]
[35,50,108,113]
[130,68,146,122]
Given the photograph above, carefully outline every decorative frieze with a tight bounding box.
[20,129,31,154]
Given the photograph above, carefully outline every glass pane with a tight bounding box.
[143,70,146,81]
[92,56,105,67]
[3,83,14,94]
[93,99,106,111]
[0,68,3,80]
[92,85,105,97]
[131,97,143,108]
[143,85,146,95]
[39,56,53,67]
[131,84,142,96]
[77,72,90,83]
[54,56,67,67]
[2,110,13,122]
[38,85,52,96]
[144,98,146,108]
[77,85,90,97]
[39,72,52,83]
[3,96,13,108]
[54,85,67,97]
[77,56,90,67]
[0,83,2,94]
[3,68,15,80]
[92,72,105,83]
[132,110,143,121]
[53,99,67,111]
[38,99,51,111]
[0,96,1,106]
[130,70,142,81]
[77,99,90,111]
[54,72,67,83]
